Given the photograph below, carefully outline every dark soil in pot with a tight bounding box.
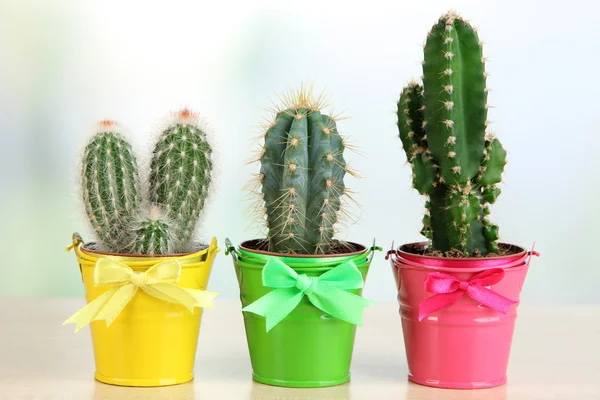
[400,242,524,259]
[240,239,366,257]
[82,242,209,258]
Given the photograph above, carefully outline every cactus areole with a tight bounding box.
[397,11,508,256]
[250,87,356,255]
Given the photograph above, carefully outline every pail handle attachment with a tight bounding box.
[205,237,220,266]
[224,237,242,259]
[66,232,84,252]
[367,239,383,263]
[385,241,396,261]
[67,232,85,281]
[385,242,403,289]
[526,242,540,266]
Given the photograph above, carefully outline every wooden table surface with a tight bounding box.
[0,299,598,400]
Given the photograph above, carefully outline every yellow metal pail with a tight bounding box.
[71,234,219,387]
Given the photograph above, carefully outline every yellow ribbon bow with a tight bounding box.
[64,257,218,332]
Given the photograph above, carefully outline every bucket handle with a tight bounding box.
[366,239,383,263]
[224,237,242,260]
[525,242,540,266]
[385,241,403,289]
[67,232,85,282]
[385,241,397,261]
[206,237,220,263]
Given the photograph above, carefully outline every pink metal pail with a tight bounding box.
[388,242,538,389]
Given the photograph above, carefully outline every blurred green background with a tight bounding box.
[1,0,599,304]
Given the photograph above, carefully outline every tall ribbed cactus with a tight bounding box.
[397,11,506,255]
[254,87,351,254]
[81,121,142,252]
[79,110,214,255]
[149,109,213,253]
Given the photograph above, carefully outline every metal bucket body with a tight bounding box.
[390,243,534,389]
[74,237,218,387]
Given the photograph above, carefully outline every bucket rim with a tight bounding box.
[74,237,217,269]
[233,239,372,271]
[80,242,209,258]
[239,239,367,258]
[391,242,530,273]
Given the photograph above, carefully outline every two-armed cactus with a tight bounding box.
[250,87,354,254]
[80,110,213,255]
[397,11,506,255]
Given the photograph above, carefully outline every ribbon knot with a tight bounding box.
[65,257,218,332]
[295,274,318,294]
[418,268,517,321]
[242,257,375,332]
[130,271,147,287]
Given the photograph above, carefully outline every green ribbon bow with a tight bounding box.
[242,257,375,332]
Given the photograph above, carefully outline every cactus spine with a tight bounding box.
[81,121,142,252]
[149,109,213,253]
[255,87,351,254]
[79,110,213,255]
[397,11,506,255]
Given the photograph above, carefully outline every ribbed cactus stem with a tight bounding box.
[258,88,349,254]
[133,206,171,255]
[149,109,213,252]
[81,121,141,252]
[398,81,438,195]
[397,11,507,255]
[421,201,433,240]
[423,10,487,186]
[397,81,427,161]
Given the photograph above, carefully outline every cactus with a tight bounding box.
[252,87,352,254]
[397,11,506,255]
[79,110,214,255]
[80,121,142,252]
[132,206,172,255]
[149,109,214,253]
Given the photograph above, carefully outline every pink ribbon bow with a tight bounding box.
[418,268,517,321]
